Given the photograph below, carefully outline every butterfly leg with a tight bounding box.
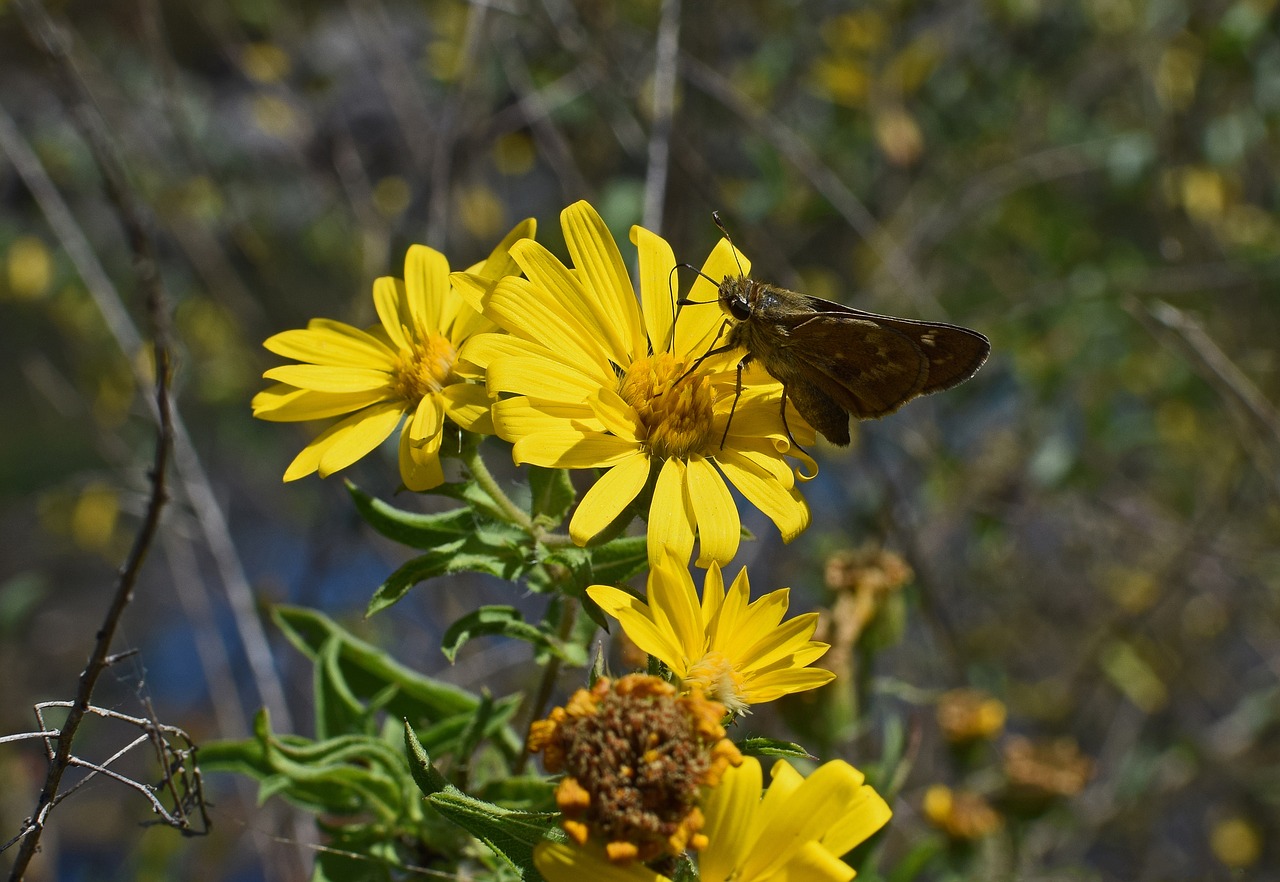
[777,386,814,462]
[718,354,750,448]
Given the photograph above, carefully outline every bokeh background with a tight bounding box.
[2,0,1278,879]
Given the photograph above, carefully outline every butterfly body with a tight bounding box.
[716,275,990,446]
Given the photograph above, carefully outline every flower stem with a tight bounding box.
[460,437,533,530]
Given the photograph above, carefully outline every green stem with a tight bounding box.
[460,437,533,530]
[458,437,581,548]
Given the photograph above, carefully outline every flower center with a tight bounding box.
[617,353,715,460]
[528,674,742,864]
[394,332,457,402]
[683,651,749,717]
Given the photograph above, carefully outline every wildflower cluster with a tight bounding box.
[248,201,892,881]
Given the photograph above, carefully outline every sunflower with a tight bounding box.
[252,221,532,490]
[588,551,835,715]
[456,200,812,567]
[534,754,892,882]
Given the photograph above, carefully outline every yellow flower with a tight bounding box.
[252,221,532,490]
[534,755,892,882]
[457,200,811,567]
[588,552,835,715]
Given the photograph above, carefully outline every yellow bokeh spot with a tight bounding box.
[1178,167,1226,223]
[1221,203,1276,247]
[7,236,53,300]
[241,42,291,84]
[812,57,870,108]
[493,133,536,177]
[884,36,941,95]
[1102,566,1159,614]
[1210,817,1261,869]
[70,482,120,553]
[373,176,412,218]
[455,185,506,241]
[251,94,301,140]
[874,106,925,167]
[1086,0,1138,33]
[1155,36,1202,111]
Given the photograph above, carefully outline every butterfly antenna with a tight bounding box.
[712,211,748,279]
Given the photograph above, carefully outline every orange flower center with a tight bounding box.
[394,332,457,402]
[617,353,714,460]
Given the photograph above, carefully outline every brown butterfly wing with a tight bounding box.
[801,296,991,396]
[781,314,932,419]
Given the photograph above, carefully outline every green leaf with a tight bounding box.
[737,736,816,760]
[271,607,523,758]
[404,724,556,881]
[585,535,650,586]
[315,637,372,739]
[528,466,575,526]
[366,521,532,615]
[441,606,548,663]
[346,481,478,551]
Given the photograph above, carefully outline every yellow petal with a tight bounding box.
[744,668,837,703]
[487,356,601,400]
[646,457,695,567]
[511,432,638,469]
[742,759,870,881]
[316,401,405,477]
[398,419,444,491]
[262,325,396,369]
[737,611,823,672]
[533,841,670,882]
[449,270,494,315]
[492,397,603,440]
[485,275,614,379]
[675,238,749,359]
[282,401,402,481]
[262,364,395,394]
[460,331,556,370]
[562,200,646,362]
[773,840,856,882]
[819,783,893,857]
[587,584,685,666]
[475,217,536,281]
[404,244,449,335]
[716,450,811,540]
[646,551,706,666]
[440,383,494,433]
[568,452,650,543]
[588,387,645,442]
[686,457,740,566]
[372,276,411,350]
[408,394,444,446]
[252,384,381,422]
[700,756,763,882]
[699,561,727,627]
[632,224,678,357]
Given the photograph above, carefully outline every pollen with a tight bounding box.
[617,353,714,460]
[393,332,457,402]
[529,674,743,864]
[683,651,750,717]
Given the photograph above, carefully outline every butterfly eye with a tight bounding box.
[727,296,752,321]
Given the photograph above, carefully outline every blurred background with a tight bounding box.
[1,0,1278,879]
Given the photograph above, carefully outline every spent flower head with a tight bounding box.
[588,552,835,716]
[456,200,813,567]
[252,221,532,490]
[528,674,742,864]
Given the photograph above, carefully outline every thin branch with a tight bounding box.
[641,0,682,233]
[6,1,176,873]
